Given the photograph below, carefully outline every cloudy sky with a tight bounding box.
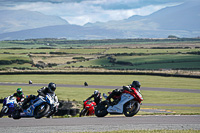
[0,0,189,25]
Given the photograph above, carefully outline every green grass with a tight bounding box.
[0,48,106,54]
[0,54,30,61]
[105,48,200,54]
[104,54,200,70]
[0,63,33,69]
[0,74,199,89]
[142,90,200,105]
[107,62,200,70]
[60,54,200,70]
[64,58,110,67]
[142,106,200,114]
[58,48,106,54]
[0,49,56,54]
[115,54,200,65]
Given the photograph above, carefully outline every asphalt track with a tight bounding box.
[0,115,200,132]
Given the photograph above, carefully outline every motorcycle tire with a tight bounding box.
[12,109,21,119]
[95,101,108,117]
[46,109,56,118]
[123,101,140,117]
[1,106,8,114]
[0,112,3,118]
[0,108,5,118]
[79,108,87,117]
[34,103,50,119]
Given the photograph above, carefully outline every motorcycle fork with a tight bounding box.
[2,106,9,114]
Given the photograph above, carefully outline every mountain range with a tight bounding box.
[0,1,199,40]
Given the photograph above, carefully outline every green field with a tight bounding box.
[105,48,200,54]
[1,51,200,71]
[1,38,200,48]
[0,54,30,61]
[0,38,200,72]
[63,54,200,70]
[0,38,200,115]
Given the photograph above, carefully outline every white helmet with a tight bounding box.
[94,90,99,95]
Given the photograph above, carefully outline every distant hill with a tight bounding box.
[0,1,199,40]
[84,1,200,37]
[127,1,200,31]
[0,10,69,34]
[0,25,122,40]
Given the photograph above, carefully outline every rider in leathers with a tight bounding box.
[106,81,142,105]
[11,88,25,103]
[86,90,102,105]
[21,82,58,110]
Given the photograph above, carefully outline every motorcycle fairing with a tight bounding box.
[21,97,45,116]
[84,100,96,115]
[107,93,134,113]
[2,96,17,115]
[6,97,17,105]
[46,93,55,105]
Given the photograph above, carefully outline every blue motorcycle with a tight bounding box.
[0,96,17,118]
[13,93,58,119]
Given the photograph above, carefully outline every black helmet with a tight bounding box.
[48,82,56,92]
[17,88,23,95]
[131,81,141,91]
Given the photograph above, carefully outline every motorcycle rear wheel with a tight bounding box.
[123,101,140,117]
[79,108,87,117]
[95,101,108,117]
[34,103,50,119]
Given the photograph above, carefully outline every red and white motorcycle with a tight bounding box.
[95,87,143,117]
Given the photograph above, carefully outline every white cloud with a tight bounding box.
[0,0,184,25]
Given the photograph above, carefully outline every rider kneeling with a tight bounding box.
[106,80,142,106]
[21,82,58,110]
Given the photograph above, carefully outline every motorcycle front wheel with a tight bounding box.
[79,108,87,117]
[95,101,108,117]
[0,108,5,118]
[12,109,21,119]
[0,112,3,118]
[34,103,50,119]
[123,101,140,117]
